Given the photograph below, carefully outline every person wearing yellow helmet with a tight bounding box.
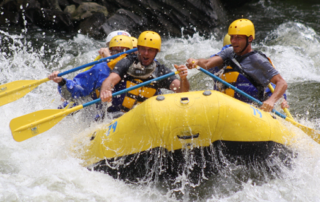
[210,33,289,109]
[210,34,232,59]
[100,31,189,113]
[108,35,133,54]
[207,33,232,90]
[98,30,131,58]
[131,37,138,48]
[47,35,133,120]
[130,36,138,54]
[223,33,231,47]
[186,19,288,112]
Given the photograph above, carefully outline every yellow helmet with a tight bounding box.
[228,19,255,39]
[109,35,133,49]
[131,37,138,48]
[223,33,231,46]
[138,31,161,51]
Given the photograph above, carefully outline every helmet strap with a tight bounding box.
[238,37,250,55]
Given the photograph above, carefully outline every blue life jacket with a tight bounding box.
[216,66,263,103]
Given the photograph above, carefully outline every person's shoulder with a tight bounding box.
[85,62,109,75]
[92,62,108,69]
[112,53,137,77]
[115,53,136,67]
[225,45,233,51]
[221,44,232,51]
[248,51,276,71]
[220,46,233,54]
[154,61,173,77]
[210,44,232,57]
[126,53,137,61]
[155,60,170,71]
[249,51,270,63]
[217,46,234,60]
[154,59,162,67]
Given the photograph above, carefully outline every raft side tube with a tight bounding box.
[79,91,296,167]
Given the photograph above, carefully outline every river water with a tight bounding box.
[1,0,320,201]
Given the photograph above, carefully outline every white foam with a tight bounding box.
[1,24,320,201]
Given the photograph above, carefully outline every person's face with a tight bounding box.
[230,35,252,55]
[138,46,158,66]
[109,47,128,55]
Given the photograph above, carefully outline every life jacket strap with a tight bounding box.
[222,51,267,101]
[120,78,158,112]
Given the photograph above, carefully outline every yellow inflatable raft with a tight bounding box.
[77,90,297,181]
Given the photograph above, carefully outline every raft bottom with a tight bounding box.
[90,141,295,183]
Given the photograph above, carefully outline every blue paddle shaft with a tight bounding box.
[83,71,177,108]
[199,67,287,119]
[57,48,137,77]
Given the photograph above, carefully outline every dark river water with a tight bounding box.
[1,0,320,201]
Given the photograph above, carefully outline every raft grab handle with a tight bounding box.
[180,97,189,104]
[177,133,199,140]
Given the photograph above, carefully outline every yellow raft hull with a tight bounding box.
[77,90,297,180]
[80,90,295,164]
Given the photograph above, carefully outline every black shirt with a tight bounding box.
[112,54,177,89]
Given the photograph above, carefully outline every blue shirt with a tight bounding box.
[58,62,110,100]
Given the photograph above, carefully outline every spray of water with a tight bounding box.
[1,20,320,201]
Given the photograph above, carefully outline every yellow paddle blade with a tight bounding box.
[285,117,320,144]
[10,105,83,142]
[283,108,293,119]
[82,53,127,72]
[0,78,49,106]
[107,54,127,70]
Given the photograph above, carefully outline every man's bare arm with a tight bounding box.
[100,73,121,102]
[186,56,224,70]
[261,74,287,112]
[170,64,189,93]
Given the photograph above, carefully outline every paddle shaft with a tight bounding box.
[58,48,137,77]
[83,71,178,108]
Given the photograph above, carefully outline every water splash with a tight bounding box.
[1,21,320,201]
[261,22,320,83]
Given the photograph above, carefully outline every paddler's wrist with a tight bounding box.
[58,78,66,86]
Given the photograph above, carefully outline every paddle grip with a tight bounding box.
[199,67,287,119]
[57,48,138,77]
